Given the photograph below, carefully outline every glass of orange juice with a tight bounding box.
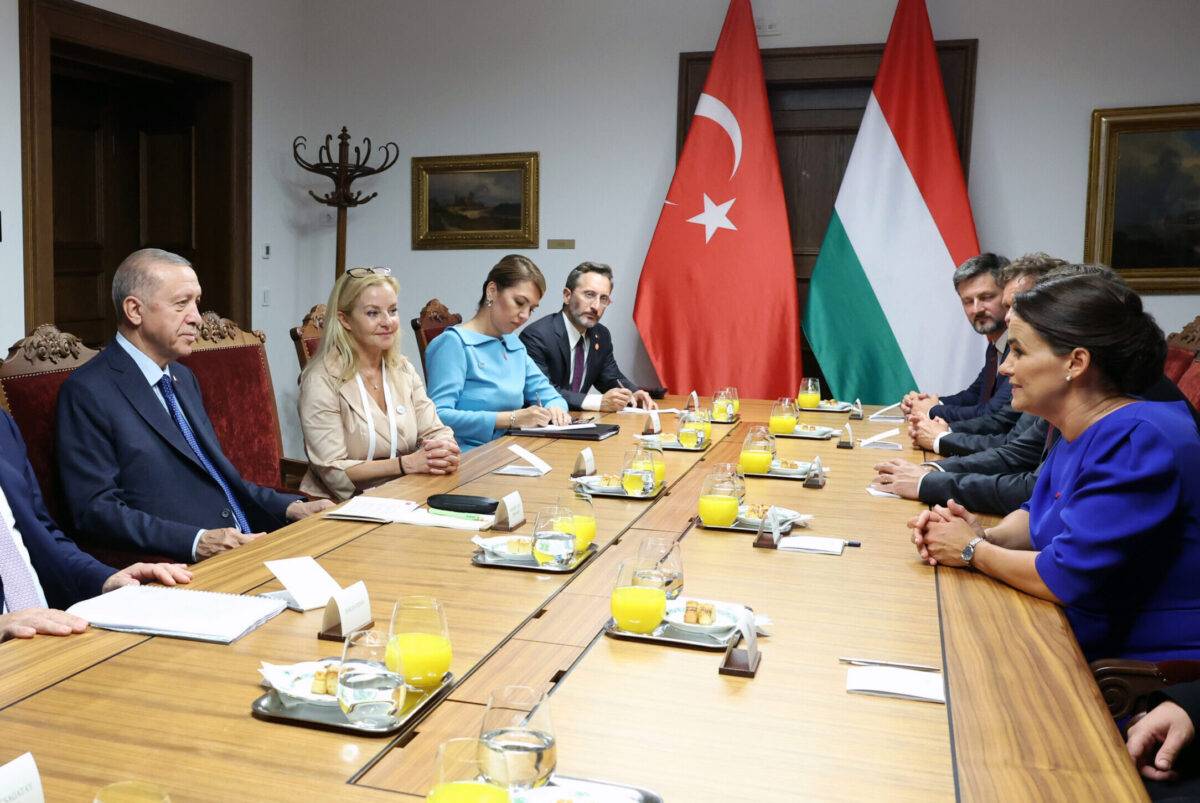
[768,397,798,435]
[711,389,734,422]
[709,461,746,500]
[678,411,707,449]
[611,560,667,634]
[427,738,510,803]
[697,470,740,526]
[738,428,775,475]
[796,377,821,410]
[725,386,740,415]
[558,492,596,553]
[621,447,657,497]
[388,596,452,690]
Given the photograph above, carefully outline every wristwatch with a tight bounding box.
[961,535,986,566]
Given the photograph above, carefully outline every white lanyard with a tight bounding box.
[354,361,398,460]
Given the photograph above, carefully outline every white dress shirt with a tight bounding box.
[563,313,603,411]
[0,484,49,614]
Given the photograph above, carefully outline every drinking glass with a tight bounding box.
[93,782,171,803]
[725,386,741,415]
[697,470,739,527]
[711,389,734,422]
[694,409,714,441]
[797,377,822,410]
[338,628,405,726]
[388,596,452,690]
[557,492,597,553]
[738,427,775,475]
[610,559,667,634]
[709,461,746,501]
[636,536,684,599]
[478,686,557,791]
[532,506,576,568]
[677,411,707,449]
[621,447,657,497]
[427,738,510,803]
[768,397,798,435]
[647,445,667,488]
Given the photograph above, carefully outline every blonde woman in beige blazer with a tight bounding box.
[299,267,459,500]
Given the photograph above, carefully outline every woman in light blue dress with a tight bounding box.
[425,255,570,450]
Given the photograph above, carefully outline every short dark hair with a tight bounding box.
[999,252,1068,286]
[565,261,613,291]
[952,252,1009,289]
[1011,268,1165,394]
[1040,261,1126,286]
[478,254,546,308]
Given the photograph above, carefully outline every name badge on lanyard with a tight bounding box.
[355,361,399,460]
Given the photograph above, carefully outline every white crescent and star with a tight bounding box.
[673,92,742,244]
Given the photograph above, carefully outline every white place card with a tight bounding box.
[777,535,845,555]
[866,485,902,499]
[494,443,553,476]
[264,557,342,611]
[322,580,371,635]
[493,491,525,531]
[573,447,596,477]
[737,609,758,667]
[0,753,43,803]
[688,390,700,410]
[846,665,945,704]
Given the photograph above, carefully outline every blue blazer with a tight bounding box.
[519,312,638,410]
[0,411,113,610]
[929,342,1012,422]
[56,341,300,562]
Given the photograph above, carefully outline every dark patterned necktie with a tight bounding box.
[979,344,999,404]
[158,374,250,533]
[570,337,586,393]
[0,516,42,612]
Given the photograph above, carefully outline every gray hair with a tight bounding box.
[951,252,1009,290]
[565,261,613,291]
[999,252,1069,286]
[1040,262,1126,287]
[112,248,192,321]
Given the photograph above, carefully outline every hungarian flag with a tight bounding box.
[803,0,980,403]
[633,0,801,399]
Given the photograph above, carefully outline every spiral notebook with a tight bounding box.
[66,585,286,644]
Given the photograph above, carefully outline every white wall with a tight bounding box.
[0,0,1197,459]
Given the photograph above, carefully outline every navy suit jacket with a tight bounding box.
[519,312,638,410]
[0,410,112,610]
[929,341,1012,422]
[56,341,300,562]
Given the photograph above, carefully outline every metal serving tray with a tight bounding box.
[524,776,663,803]
[602,617,738,652]
[576,484,666,501]
[696,517,795,535]
[471,543,598,573]
[709,414,741,425]
[742,468,811,482]
[251,670,453,736]
[775,428,836,440]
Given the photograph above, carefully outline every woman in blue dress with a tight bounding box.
[425,255,570,450]
[911,269,1200,662]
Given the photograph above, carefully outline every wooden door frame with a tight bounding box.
[678,40,978,172]
[19,0,252,332]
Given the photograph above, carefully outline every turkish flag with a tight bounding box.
[634,0,801,400]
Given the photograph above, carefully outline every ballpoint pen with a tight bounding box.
[837,657,940,672]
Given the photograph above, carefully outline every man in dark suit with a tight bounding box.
[901,253,1012,423]
[56,248,331,564]
[0,409,191,640]
[520,262,655,412]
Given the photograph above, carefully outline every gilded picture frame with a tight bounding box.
[411,152,538,250]
[1083,103,1200,293]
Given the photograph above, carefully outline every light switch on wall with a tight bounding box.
[261,289,271,307]
[262,243,272,259]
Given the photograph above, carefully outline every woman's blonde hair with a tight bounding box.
[306,268,403,383]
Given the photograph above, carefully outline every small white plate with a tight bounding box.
[800,401,852,412]
[737,504,809,528]
[575,475,623,492]
[792,425,836,438]
[665,598,744,634]
[261,661,340,706]
[770,459,812,476]
[473,535,534,559]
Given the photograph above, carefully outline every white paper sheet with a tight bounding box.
[0,753,43,803]
[846,665,945,703]
[264,557,343,611]
[866,485,902,499]
[324,496,419,523]
[493,443,553,476]
[776,535,846,555]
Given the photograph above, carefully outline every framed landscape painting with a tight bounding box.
[1084,104,1200,293]
[411,152,538,249]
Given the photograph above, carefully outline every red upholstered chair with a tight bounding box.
[177,312,306,492]
[0,325,99,523]
[289,304,326,371]
[1177,358,1200,410]
[1166,315,1200,383]
[410,299,462,376]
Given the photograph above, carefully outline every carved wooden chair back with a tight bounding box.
[1092,658,1200,719]
[1166,314,1200,383]
[289,304,326,371]
[176,312,293,491]
[0,325,100,522]
[410,299,462,376]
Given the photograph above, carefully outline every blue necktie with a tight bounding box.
[157,374,251,533]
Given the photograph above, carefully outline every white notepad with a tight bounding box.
[777,535,845,555]
[323,496,419,523]
[67,585,286,644]
[846,665,945,704]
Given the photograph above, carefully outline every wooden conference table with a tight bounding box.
[0,399,1146,801]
